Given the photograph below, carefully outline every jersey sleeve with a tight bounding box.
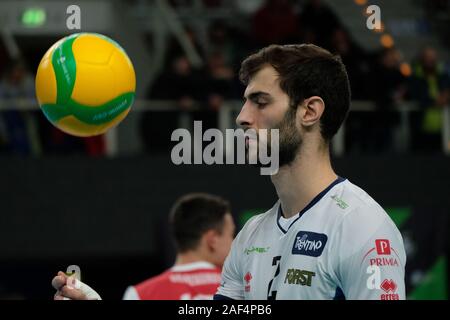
[332,205,406,300]
[214,228,246,300]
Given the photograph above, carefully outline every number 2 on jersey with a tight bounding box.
[267,256,281,300]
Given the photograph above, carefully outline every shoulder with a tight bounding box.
[335,180,392,223]
[134,269,172,293]
[233,202,278,246]
[124,271,171,300]
[122,286,140,300]
[331,180,404,256]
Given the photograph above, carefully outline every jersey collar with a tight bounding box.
[276,176,346,234]
[171,261,217,272]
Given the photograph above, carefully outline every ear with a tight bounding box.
[203,229,219,252]
[298,96,325,128]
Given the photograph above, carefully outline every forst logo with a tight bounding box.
[284,269,316,287]
[292,231,328,257]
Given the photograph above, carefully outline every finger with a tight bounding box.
[60,285,87,300]
[57,271,67,278]
[51,273,67,291]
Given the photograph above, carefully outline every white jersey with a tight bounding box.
[216,177,406,300]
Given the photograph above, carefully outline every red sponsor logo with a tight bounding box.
[380,279,399,300]
[380,279,397,293]
[361,239,401,268]
[244,272,252,292]
[369,257,399,267]
[381,294,399,300]
[375,239,391,255]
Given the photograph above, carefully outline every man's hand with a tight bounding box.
[52,271,102,300]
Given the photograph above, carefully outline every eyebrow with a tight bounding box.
[244,91,271,101]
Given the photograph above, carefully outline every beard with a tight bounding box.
[276,106,302,167]
[245,106,302,168]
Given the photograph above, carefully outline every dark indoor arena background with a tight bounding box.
[0,0,449,299]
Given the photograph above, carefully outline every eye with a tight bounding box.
[255,101,268,108]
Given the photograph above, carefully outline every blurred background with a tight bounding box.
[0,0,448,299]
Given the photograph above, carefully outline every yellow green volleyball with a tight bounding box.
[35,33,136,137]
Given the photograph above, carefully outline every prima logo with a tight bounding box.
[375,239,391,255]
[171,121,279,175]
[292,231,328,257]
[370,257,399,267]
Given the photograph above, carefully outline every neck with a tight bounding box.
[271,142,337,218]
[174,250,211,266]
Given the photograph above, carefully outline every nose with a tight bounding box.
[236,101,254,128]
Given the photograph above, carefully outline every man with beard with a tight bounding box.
[215,44,406,300]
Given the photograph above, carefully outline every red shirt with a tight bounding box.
[123,261,222,300]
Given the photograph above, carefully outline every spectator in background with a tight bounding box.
[373,48,408,108]
[0,60,37,155]
[410,46,450,153]
[298,0,341,48]
[327,28,378,154]
[329,28,372,100]
[164,27,205,69]
[208,20,242,69]
[207,19,255,85]
[0,61,103,157]
[141,55,207,153]
[362,47,408,153]
[251,0,299,46]
[201,51,239,129]
[140,25,208,154]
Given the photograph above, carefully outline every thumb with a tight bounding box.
[52,271,68,291]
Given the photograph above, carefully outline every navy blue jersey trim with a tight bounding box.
[333,287,346,300]
[276,206,289,234]
[213,294,234,300]
[277,176,346,234]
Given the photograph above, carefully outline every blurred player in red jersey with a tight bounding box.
[52,193,235,300]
